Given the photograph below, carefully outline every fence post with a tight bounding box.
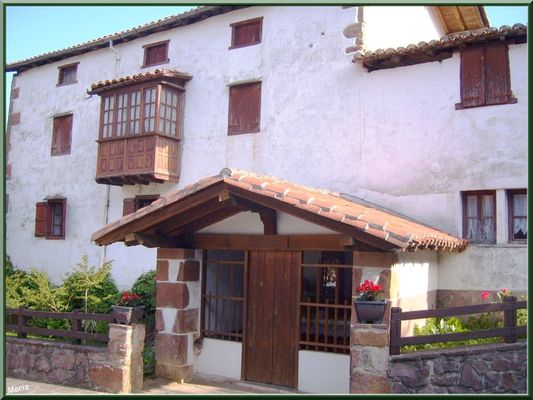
[389,307,402,355]
[17,307,27,338]
[71,309,82,345]
[503,296,517,344]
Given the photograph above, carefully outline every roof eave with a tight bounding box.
[6,5,248,73]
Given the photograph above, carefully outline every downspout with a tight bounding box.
[100,40,121,266]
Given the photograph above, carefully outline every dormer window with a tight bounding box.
[88,69,192,186]
[143,40,170,67]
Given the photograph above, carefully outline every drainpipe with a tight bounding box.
[100,41,121,266]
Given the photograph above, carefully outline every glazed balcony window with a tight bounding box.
[88,69,192,186]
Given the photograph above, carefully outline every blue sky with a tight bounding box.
[4,5,528,111]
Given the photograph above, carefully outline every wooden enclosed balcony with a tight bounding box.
[88,69,192,186]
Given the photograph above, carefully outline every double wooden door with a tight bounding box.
[243,250,300,388]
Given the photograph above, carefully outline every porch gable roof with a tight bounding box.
[91,168,468,252]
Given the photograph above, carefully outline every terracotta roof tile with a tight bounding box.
[7,6,247,72]
[88,69,192,94]
[92,168,468,252]
[359,24,527,71]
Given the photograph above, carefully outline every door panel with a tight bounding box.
[244,250,300,388]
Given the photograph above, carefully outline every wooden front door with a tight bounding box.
[244,250,300,387]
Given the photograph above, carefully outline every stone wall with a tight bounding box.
[7,323,145,393]
[388,342,527,394]
[155,248,201,382]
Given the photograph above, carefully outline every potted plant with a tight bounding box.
[112,291,144,324]
[354,279,387,324]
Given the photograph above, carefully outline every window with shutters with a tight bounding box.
[230,17,263,49]
[57,63,78,86]
[51,114,73,156]
[508,189,527,243]
[228,81,261,135]
[123,195,160,216]
[35,198,67,239]
[462,191,496,244]
[456,42,517,110]
[142,40,169,67]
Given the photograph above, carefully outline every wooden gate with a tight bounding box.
[243,250,300,387]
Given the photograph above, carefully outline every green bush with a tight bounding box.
[61,256,120,314]
[402,315,502,352]
[131,270,156,312]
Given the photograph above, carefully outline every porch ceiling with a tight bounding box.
[91,168,468,252]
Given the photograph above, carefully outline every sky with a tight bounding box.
[3,5,528,112]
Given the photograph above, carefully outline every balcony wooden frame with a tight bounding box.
[92,73,190,186]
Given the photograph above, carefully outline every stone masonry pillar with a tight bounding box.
[90,323,145,393]
[350,322,391,394]
[155,248,201,382]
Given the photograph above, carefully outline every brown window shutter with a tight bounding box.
[485,42,511,105]
[123,198,135,216]
[61,199,67,239]
[228,82,261,135]
[52,114,73,155]
[459,46,485,108]
[35,202,48,237]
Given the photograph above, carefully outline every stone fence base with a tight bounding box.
[388,342,527,394]
[7,323,145,393]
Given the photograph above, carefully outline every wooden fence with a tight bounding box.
[390,296,527,355]
[6,308,115,344]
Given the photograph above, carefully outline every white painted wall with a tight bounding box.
[6,6,527,294]
[195,338,242,380]
[298,351,350,393]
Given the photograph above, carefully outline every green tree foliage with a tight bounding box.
[61,256,119,313]
[131,270,156,312]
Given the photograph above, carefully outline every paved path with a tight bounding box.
[6,374,300,395]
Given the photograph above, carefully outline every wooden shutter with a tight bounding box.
[459,46,485,108]
[485,42,511,105]
[228,82,261,135]
[51,114,73,155]
[35,202,48,237]
[231,18,262,48]
[145,43,168,66]
[123,198,135,216]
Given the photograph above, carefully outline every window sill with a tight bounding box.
[56,81,78,87]
[141,60,170,69]
[228,128,260,136]
[455,94,518,110]
[228,42,261,50]
[470,243,527,248]
[51,151,71,156]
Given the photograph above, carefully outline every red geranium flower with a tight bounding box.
[481,291,490,300]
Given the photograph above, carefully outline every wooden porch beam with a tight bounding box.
[230,196,277,235]
[124,233,179,248]
[171,234,378,251]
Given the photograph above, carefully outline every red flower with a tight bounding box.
[481,291,490,300]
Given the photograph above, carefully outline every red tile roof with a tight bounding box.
[92,168,468,252]
[359,24,527,71]
[87,69,192,94]
[6,6,246,73]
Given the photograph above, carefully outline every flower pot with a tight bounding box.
[112,305,145,325]
[354,300,386,324]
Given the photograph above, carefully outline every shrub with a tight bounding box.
[61,256,120,314]
[402,316,501,352]
[131,270,156,312]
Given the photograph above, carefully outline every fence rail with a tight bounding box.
[390,296,527,355]
[6,307,115,344]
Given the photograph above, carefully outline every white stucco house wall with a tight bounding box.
[5,5,527,393]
